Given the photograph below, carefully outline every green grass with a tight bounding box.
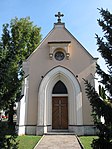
[79,136,98,149]
[17,135,42,149]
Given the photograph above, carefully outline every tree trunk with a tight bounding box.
[8,102,14,126]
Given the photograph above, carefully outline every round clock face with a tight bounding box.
[54,51,65,61]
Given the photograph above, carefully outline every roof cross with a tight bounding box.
[55,12,64,23]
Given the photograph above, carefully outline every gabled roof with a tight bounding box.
[27,22,98,61]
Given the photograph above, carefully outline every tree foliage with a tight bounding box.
[84,8,112,149]
[96,8,112,97]
[0,17,41,148]
[0,17,41,110]
[0,122,18,149]
[84,80,112,148]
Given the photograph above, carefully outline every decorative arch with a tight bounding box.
[37,66,82,134]
[52,80,68,94]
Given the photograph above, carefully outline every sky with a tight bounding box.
[0,0,112,70]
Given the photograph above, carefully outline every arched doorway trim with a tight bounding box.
[37,66,82,134]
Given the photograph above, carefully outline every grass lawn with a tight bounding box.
[17,135,42,149]
[79,136,98,149]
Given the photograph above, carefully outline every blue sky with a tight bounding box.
[0,0,112,69]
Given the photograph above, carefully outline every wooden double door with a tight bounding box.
[52,97,68,129]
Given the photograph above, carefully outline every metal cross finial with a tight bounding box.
[55,12,64,23]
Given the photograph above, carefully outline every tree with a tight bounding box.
[0,17,41,148]
[0,122,19,149]
[84,8,112,149]
[0,17,41,122]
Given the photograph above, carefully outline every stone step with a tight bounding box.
[44,131,75,135]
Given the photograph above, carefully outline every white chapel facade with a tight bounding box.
[17,12,97,136]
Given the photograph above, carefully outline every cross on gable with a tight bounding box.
[55,12,64,23]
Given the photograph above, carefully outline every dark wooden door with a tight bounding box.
[52,97,68,129]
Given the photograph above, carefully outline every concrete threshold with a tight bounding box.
[45,129,75,135]
[45,132,75,135]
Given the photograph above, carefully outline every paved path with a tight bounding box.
[34,135,81,149]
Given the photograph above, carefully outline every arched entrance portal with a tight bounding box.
[52,81,68,129]
[37,66,82,135]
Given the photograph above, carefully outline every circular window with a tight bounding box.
[54,51,65,61]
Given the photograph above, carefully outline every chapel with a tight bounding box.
[17,12,97,136]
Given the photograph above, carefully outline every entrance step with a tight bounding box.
[44,131,75,135]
